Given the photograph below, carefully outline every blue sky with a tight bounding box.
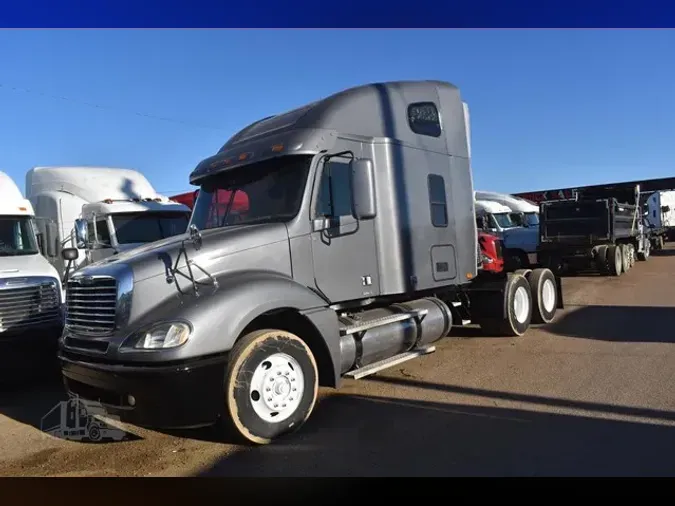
[0,29,673,196]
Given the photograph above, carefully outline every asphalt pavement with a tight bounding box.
[1,246,674,477]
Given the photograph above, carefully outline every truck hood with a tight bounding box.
[501,226,539,252]
[0,253,63,296]
[84,223,290,283]
[0,253,61,281]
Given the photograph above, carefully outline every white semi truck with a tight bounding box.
[26,166,192,277]
[475,191,541,269]
[0,170,64,380]
[475,190,540,227]
[474,200,517,234]
[644,189,675,250]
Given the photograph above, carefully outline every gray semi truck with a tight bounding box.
[57,80,561,445]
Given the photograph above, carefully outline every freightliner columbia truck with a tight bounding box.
[58,80,561,444]
[26,166,192,279]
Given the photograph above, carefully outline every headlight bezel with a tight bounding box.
[120,319,193,352]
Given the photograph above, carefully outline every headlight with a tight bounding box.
[134,322,191,349]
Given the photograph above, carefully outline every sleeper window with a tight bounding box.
[408,102,442,138]
[428,174,448,228]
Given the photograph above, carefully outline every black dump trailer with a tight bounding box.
[537,185,651,276]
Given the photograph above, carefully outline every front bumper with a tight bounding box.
[59,351,228,429]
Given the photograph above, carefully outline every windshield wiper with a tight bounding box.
[166,224,219,297]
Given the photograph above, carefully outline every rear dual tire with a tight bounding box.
[525,268,558,324]
[479,273,533,337]
[638,239,651,261]
[607,245,622,276]
[621,244,632,272]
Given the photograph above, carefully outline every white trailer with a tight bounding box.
[26,166,192,277]
[0,171,64,380]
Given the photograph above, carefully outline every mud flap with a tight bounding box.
[555,275,564,309]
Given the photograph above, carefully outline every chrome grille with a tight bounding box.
[0,282,60,333]
[494,238,504,259]
[66,277,118,335]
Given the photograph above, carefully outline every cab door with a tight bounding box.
[309,153,380,304]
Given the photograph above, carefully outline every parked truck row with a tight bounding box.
[476,185,674,278]
[0,166,192,379]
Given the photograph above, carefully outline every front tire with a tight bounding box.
[224,329,319,445]
[87,423,102,442]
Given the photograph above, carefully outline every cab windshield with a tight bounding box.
[524,212,539,226]
[0,216,39,256]
[191,155,311,230]
[112,212,191,245]
[492,212,516,229]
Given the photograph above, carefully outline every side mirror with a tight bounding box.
[62,248,79,261]
[45,221,58,258]
[74,219,88,249]
[350,158,377,220]
[61,248,79,284]
[36,233,45,256]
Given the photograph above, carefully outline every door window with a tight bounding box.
[316,158,353,218]
[87,219,111,246]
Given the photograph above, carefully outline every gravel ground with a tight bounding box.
[1,247,674,477]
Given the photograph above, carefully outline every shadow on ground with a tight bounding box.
[198,391,675,477]
[0,376,140,444]
[651,248,675,257]
[546,304,675,343]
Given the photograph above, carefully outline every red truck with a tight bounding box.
[476,231,561,327]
